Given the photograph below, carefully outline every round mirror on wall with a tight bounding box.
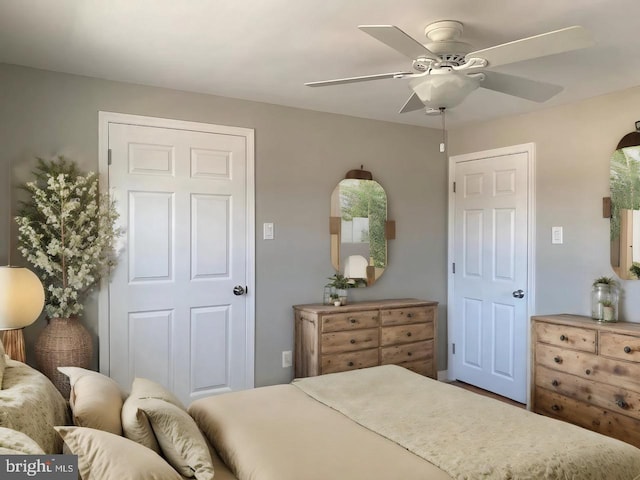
[330,169,391,286]
[610,129,640,280]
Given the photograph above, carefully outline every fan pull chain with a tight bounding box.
[439,107,447,153]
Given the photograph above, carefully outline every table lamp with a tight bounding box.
[0,266,45,362]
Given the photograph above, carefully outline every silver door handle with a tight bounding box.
[233,285,247,296]
[512,289,525,299]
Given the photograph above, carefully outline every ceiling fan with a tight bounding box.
[305,21,594,113]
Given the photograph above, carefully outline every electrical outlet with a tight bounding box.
[282,350,292,368]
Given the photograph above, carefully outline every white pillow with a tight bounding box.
[57,366,124,435]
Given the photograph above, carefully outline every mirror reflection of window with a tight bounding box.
[330,176,388,286]
[610,142,640,280]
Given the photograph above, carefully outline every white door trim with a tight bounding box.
[97,111,256,389]
[447,142,536,405]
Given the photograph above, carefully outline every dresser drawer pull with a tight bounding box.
[624,346,632,354]
[560,334,567,341]
[348,361,354,367]
[349,318,357,324]
[551,404,561,412]
[406,332,412,337]
[407,313,414,318]
[553,356,562,364]
[350,339,356,344]
[616,399,628,409]
[551,380,559,387]
[407,352,413,357]
[585,369,591,375]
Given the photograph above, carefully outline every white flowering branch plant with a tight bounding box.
[15,157,121,318]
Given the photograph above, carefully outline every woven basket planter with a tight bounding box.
[35,317,92,398]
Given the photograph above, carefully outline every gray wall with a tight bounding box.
[449,85,640,322]
[0,63,448,387]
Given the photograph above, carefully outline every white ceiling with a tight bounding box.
[1,0,640,128]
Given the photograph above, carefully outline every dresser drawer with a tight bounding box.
[534,387,640,448]
[381,340,432,365]
[535,343,640,392]
[534,322,596,353]
[321,328,379,355]
[381,323,433,346]
[381,306,434,326]
[321,311,379,333]
[599,332,640,363]
[398,359,432,376]
[321,348,379,374]
[535,365,640,421]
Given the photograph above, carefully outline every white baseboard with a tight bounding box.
[437,369,450,382]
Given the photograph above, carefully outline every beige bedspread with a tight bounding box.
[189,383,452,480]
[293,365,640,480]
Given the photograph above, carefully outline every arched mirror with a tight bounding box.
[610,127,640,280]
[330,168,393,286]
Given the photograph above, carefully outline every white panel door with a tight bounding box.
[451,150,529,403]
[105,117,254,405]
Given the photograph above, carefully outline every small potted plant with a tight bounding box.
[326,273,355,305]
[591,276,619,322]
[329,293,341,307]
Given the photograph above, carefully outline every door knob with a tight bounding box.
[512,289,525,299]
[233,285,246,296]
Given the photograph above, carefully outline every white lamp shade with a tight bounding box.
[343,255,369,279]
[0,266,45,329]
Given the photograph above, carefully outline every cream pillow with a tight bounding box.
[122,377,185,453]
[58,366,124,435]
[139,397,214,480]
[0,427,45,455]
[55,426,182,480]
[0,339,6,388]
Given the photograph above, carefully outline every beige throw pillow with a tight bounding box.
[121,377,185,453]
[138,398,214,480]
[0,427,45,455]
[58,366,124,435]
[55,426,182,480]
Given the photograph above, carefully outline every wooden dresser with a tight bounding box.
[532,314,640,448]
[294,299,437,379]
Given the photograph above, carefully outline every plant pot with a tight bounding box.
[336,289,348,306]
[35,317,93,398]
[602,306,616,322]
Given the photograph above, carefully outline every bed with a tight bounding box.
[2,351,640,480]
[190,365,640,480]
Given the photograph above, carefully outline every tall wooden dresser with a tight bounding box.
[294,299,437,379]
[532,314,640,448]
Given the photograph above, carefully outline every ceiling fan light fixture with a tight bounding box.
[409,72,481,109]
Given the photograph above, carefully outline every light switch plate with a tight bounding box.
[263,222,274,240]
[552,226,563,244]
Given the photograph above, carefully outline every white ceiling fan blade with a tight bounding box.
[305,72,411,87]
[358,25,439,61]
[398,93,425,113]
[465,26,593,68]
[478,71,563,102]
